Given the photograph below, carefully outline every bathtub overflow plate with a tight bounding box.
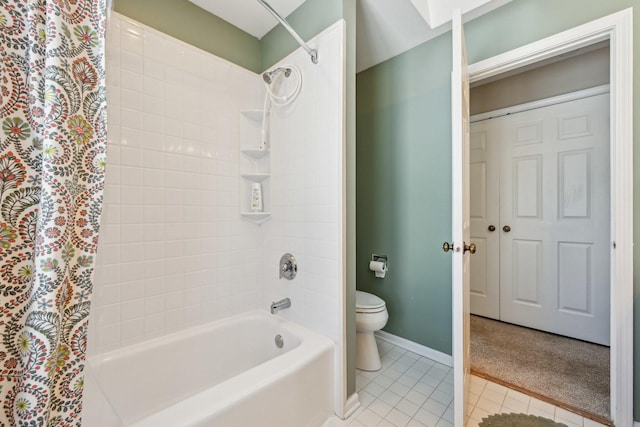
[275,334,284,349]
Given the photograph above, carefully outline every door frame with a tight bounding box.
[466,8,633,426]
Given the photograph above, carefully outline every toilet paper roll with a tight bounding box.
[369,261,387,278]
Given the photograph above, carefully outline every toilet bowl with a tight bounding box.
[355,290,389,371]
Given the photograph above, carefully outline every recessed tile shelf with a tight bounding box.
[240,110,271,224]
[240,173,270,182]
[240,212,272,224]
[240,149,270,159]
[241,109,264,122]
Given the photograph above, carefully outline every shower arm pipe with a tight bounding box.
[257,0,318,64]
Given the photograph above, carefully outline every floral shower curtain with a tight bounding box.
[0,0,108,425]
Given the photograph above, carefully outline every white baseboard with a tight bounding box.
[375,330,453,367]
[342,393,360,419]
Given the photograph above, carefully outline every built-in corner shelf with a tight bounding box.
[240,212,272,224]
[240,148,270,159]
[241,110,264,122]
[240,109,271,225]
[241,173,270,182]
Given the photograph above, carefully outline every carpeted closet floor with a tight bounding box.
[470,315,610,425]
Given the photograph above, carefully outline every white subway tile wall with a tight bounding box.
[91,14,346,368]
[261,22,346,358]
[91,13,265,353]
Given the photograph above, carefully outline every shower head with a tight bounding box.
[262,67,292,84]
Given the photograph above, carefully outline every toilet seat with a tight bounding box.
[356,291,386,313]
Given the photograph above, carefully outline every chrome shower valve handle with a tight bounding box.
[279,253,297,280]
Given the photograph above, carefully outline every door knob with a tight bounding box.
[464,243,476,254]
[442,242,454,252]
[488,225,496,232]
[503,225,511,232]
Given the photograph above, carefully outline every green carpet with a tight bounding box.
[479,413,568,426]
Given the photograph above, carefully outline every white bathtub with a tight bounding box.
[82,310,335,426]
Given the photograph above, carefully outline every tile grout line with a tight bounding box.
[325,338,608,427]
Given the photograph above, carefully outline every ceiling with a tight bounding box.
[189,0,512,72]
[358,0,512,72]
[189,0,306,39]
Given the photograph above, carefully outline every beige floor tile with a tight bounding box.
[385,408,412,427]
[355,408,383,426]
[369,399,393,418]
[555,407,584,425]
[583,418,608,427]
[475,396,502,414]
[347,341,596,427]
[501,396,529,413]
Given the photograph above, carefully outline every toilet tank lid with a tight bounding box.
[356,290,385,309]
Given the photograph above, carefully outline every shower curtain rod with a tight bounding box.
[257,0,318,64]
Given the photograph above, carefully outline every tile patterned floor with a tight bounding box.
[466,375,607,427]
[324,338,608,427]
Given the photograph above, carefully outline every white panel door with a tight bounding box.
[451,9,471,427]
[499,93,610,345]
[469,121,500,319]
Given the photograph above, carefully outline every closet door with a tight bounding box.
[499,93,610,345]
[469,120,500,319]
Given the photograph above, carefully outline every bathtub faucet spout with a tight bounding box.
[270,298,291,314]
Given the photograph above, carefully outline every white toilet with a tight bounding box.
[355,290,389,371]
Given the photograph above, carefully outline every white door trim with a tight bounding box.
[467,8,633,426]
[470,84,610,123]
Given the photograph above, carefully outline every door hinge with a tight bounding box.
[613,241,616,249]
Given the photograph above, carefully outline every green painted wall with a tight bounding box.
[112,0,261,72]
[357,33,454,354]
[356,0,640,417]
[259,0,343,71]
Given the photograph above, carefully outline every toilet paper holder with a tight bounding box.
[371,254,388,265]
[370,254,388,278]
